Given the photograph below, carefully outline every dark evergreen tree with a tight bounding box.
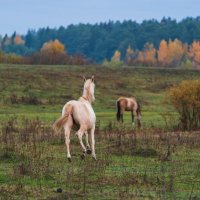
[1,17,200,62]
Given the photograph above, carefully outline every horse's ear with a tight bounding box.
[83,76,86,82]
[91,75,95,82]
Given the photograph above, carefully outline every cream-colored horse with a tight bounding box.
[53,76,96,162]
[116,97,141,128]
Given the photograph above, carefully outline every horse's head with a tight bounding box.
[83,75,95,103]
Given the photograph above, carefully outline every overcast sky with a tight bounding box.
[0,0,199,36]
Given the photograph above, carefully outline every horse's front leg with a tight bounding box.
[90,126,96,160]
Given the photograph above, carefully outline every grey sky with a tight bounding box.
[0,0,199,36]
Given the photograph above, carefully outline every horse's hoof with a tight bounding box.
[68,157,72,162]
[86,149,92,154]
[92,155,97,161]
[80,154,85,160]
[56,188,62,193]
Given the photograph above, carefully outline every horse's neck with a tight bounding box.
[82,89,93,104]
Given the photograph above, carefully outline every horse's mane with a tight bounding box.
[81,79,94,103]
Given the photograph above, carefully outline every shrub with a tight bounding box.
[166,79,200,130]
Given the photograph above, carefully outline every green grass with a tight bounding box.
[1,127,200,199]
[1,64,200,127]
[0,64,200,199]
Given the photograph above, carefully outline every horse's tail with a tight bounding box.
[53,104,73,134]
[116,100,121,121]
[136,101,141,127]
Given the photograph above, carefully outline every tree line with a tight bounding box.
[120,39,200,69]
[0,17,200,67]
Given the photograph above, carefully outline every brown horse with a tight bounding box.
[116,97,141,128]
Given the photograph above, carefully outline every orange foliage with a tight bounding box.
[168,39,185,66]
[142,43,156,66]
[188,41,200,68]
[135,51,144,64]
[14,35,25,45]
[157,39,168,66]
[158,39,185,67]
[134,43,156,66]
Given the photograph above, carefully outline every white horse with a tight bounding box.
[53,76,96,162]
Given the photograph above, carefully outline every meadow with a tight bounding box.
[0,64,200,199]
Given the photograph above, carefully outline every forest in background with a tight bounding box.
[1,17,200,67]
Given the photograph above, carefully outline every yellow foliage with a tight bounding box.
[40,39,67,64]
[125,45,134,64]
[111,50,121,62]
[188,41,200,67]
[41,39,65,54]
[167,79,200,129]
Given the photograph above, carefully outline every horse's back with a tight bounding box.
[63,100,95,129]
[117,97,138,111]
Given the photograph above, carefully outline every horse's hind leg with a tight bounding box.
[90,126,96,160]
[137,116,141,128]
[76,127,87,159]
[120,110,124,123]
[85,131,91,154]
[137,111,141,128]
[64,126,72,162]
[131,111,135,128]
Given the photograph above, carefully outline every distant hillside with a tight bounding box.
[1,17,200,62]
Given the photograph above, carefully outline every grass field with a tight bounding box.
[1,64,200,126]
[0,64,200,199]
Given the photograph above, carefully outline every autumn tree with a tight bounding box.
[40,39,68,64]
[110,50,123,67]
[111,50,121,62]
[135,51,144,65]
[157,39,168,67]
[13,34,25,45]
[133,43,156,66]
[142,43,156,66]
[125,45,138,65]
[188,41,200,68]
[168,39,185,66]
[103,50,123,67]
[157,39,185,67]
[167,79,200,130]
